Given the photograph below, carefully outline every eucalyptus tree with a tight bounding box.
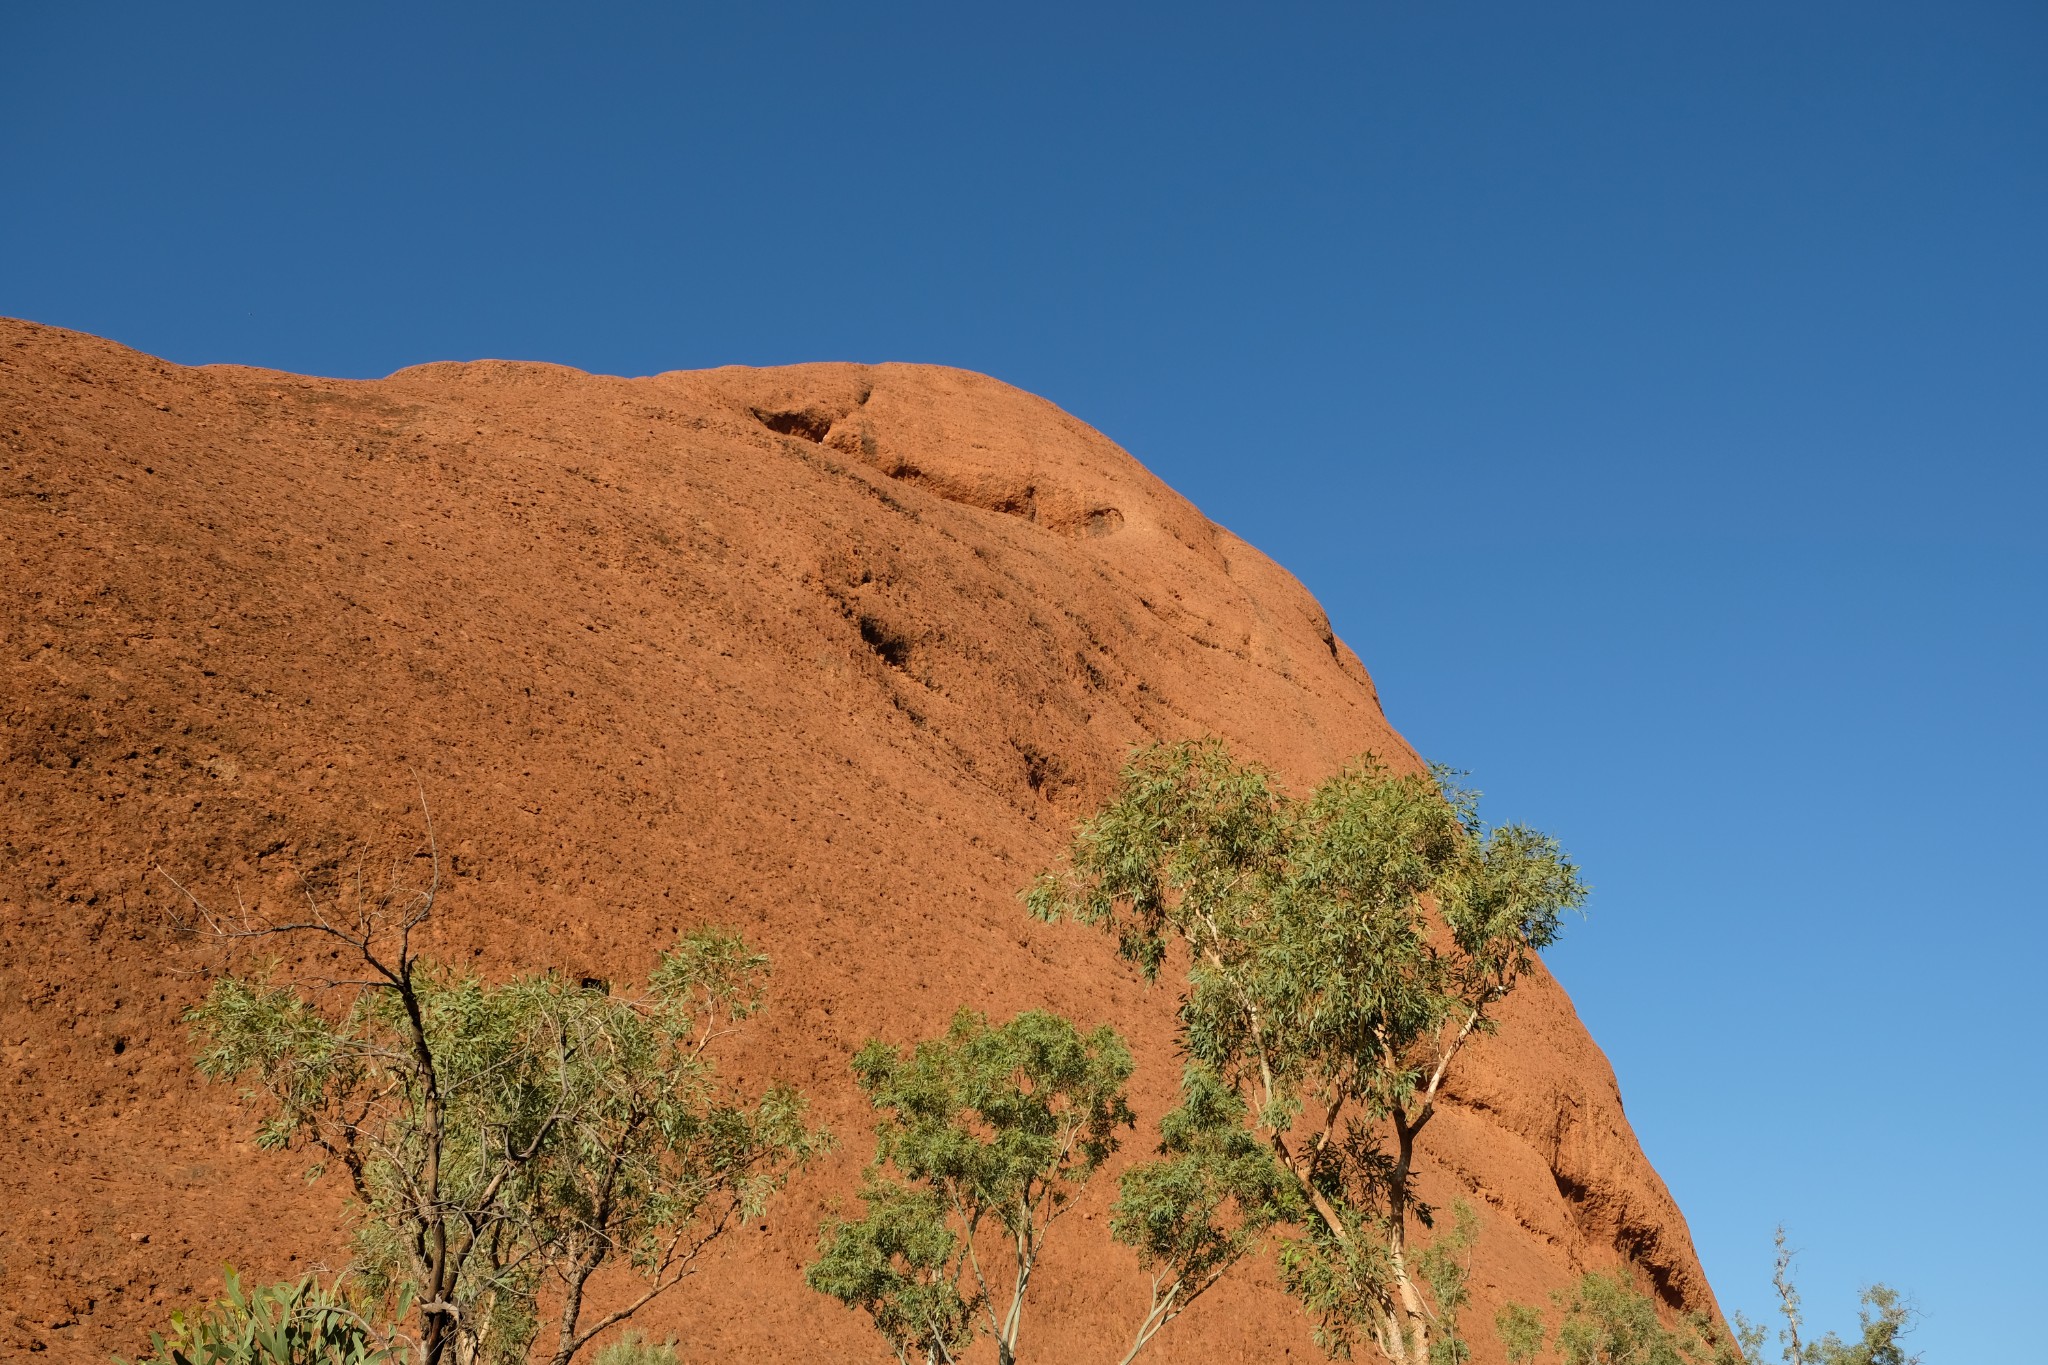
[1106,1063,1298,1363]
[807,1009,1134,1365]
[1731,1229,1919,1365]
[1027,740,1586,1365]
[177,814,825,1365]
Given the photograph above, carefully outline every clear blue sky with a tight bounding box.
[6,2,2042,1358]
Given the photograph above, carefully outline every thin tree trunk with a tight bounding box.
[397,971,453,1365]
[550,1249,601,1365]
[1117,1276,1181,1365]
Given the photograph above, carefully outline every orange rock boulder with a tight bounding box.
[0,319,1715,1362]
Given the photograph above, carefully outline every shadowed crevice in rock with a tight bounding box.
[856,612,913,668]
[751,405,837,443]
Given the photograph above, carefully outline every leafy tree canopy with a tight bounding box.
[1107,1063,1301,1361]
[808,1008,1134,1365]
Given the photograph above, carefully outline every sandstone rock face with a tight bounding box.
[0,318,1715,1362]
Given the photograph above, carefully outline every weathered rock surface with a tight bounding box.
[0,318,1715,1361]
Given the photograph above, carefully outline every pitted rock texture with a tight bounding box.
[0,318,1716,1362]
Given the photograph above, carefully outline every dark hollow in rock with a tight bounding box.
[752,407,834,443]
[1083,507,1124,538]
[857,613,913,668]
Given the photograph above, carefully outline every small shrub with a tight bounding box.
[590,1332,681,1365]
[119,1266,401,1365]
[1495,1270,1741,1365]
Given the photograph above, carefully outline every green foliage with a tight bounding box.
[806,1180,975,1365]
[1554,1273,1735,1365]
[851,1007,1135,1204]
[1274,1198,1400,1358]
[808,1008,1135,1365]
[1497,1302,1548,1365]
[1493,1272,1739,1365]
[1734,1229,1919,1365]
[119,1267,400,1365]
[1107,1064,1299,1359]
[1414,1203,1478,1365]
[588,1331,681,1365]
[190,928,826,1365]
[1802,1286,1916,1365]
[1029,740,1584,1364]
